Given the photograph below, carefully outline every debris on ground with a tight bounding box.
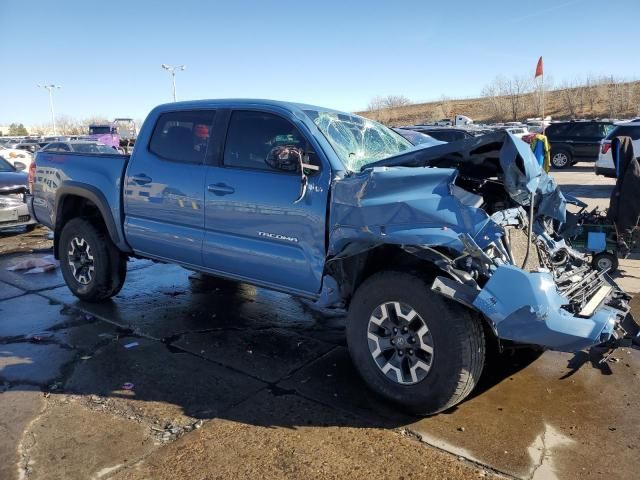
[7,254,58,273]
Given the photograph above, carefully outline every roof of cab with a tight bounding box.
[152,98,345,115]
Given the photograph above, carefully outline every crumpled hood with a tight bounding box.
[364,131,567,223]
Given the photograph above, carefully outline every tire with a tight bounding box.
[346,271,485,415]
[592,252,618,273]
[59,217,127,302]
[551,149,572,169]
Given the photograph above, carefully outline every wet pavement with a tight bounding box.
[0,166,639,479]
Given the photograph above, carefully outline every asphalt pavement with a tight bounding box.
[0,165,638,480]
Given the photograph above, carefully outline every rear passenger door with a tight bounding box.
[202,109,331,295]
[124,109,216,265]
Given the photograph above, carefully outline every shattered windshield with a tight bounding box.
[305,110,412,171]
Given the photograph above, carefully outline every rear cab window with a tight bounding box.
[223,110,315,173]
[149,110,216,163]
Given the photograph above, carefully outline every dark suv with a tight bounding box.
[545,121,614,169]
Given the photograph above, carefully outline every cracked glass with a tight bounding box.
[305,110,412,171]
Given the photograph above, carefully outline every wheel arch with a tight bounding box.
[326,243,461,305]
[54,182,130,258]
[325,242,499,343]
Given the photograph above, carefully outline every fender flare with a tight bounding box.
[54,182,131,254]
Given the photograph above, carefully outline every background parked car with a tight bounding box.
[39,141,121,154]
[6,138,42,154]
[595,120,640,177]
[0,145,33,169]
[392,128,446,147]
[0,156,36,231]
[407,126,476,142]
[545,120,614,169]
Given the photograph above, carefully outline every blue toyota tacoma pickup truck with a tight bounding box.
[28,99,639,414]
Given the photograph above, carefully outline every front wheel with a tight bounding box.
[59,217,127,302]
[346,271,485,415]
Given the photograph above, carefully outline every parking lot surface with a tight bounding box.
[0,165,638,479]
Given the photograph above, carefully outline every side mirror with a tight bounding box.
[294,153,320,204]
[14,161,26,171]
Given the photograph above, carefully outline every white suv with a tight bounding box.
[595,120,640,177]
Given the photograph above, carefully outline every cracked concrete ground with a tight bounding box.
[0,166,639,479]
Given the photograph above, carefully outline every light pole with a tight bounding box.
[161,64,186,102]
[37,84,61,135]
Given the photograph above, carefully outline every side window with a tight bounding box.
[58,144,71,152]
[43,143,59,151]
[223,111,310,173]
[573,124,600,137]
[149,110,215,163]
[547,123,570,136]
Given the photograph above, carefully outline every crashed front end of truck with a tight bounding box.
[325,131,639,352]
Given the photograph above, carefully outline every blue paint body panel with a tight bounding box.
[473,265,616,351]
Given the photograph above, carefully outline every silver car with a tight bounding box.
[0,157,37,231]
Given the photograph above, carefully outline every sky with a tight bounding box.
[1,0,638,126]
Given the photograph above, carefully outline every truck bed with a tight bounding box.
[31,151,130,247]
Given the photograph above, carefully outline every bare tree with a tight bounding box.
[530,75,554,118]
[367,95,412,111]
[481,78,509,122]
[559,80,587,118]
[502,76,531,121]
[583,75,600,115]
[600,76,633,118]
[632,83,640,116]
[367,96,386,112]
[438,95,452,119]
[481,75,530,121]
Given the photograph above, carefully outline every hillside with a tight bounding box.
[359,81,640,126]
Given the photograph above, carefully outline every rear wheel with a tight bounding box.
[59,217,127,302]
[346,271,485,415]
[551,149,572,169]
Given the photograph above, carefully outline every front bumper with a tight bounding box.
[471,265,637,351]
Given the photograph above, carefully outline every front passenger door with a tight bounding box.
[203,110,331,294]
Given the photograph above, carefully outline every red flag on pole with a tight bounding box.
[535,56,543,78]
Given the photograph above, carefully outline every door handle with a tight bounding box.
[207,183,235,196]
[131,174,152,185]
